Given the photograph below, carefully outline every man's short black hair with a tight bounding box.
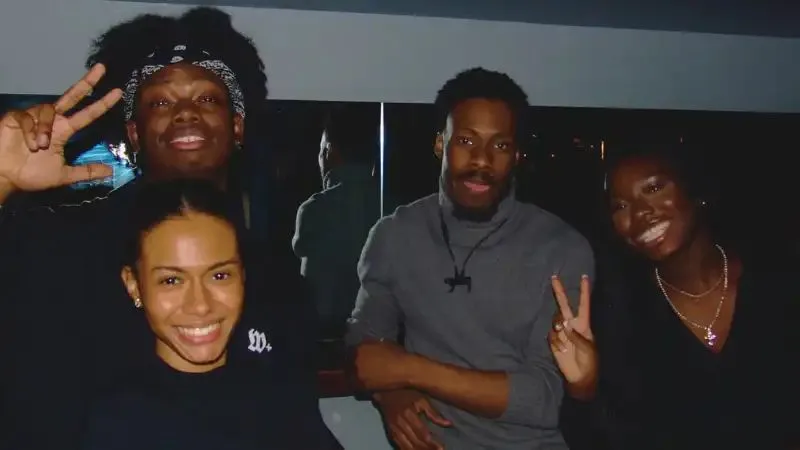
[85,7,267,142]
[434,67,530,140]
[322,104,379,165]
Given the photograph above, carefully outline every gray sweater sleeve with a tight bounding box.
[345,216,401,346]
[500,233,595,427]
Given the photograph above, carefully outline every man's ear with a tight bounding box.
[434,132,444,160]
[121,266,141,306]
[125,120,141,165]
[233,113,245,145]
[326,143,341,163]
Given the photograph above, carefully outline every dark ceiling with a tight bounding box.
[113,0,800,38]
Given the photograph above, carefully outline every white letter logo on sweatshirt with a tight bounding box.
[247,328,272,353]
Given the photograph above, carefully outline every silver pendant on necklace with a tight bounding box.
[705,328,717,347]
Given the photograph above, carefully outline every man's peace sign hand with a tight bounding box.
[0,64,123,195]
[548,274,598,400]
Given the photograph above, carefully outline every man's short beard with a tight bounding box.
[452,201,499,222]
[444,173,513,222]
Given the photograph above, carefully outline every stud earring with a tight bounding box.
[134,298,142,309]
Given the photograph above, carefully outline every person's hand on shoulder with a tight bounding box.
[0,64,121,202]
[376,389,451,450]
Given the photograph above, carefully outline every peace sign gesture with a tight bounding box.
[548,274,598,400]
[0,64,122,196]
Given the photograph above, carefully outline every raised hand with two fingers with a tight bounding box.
[548,274,598,400]
[0,64,123,196]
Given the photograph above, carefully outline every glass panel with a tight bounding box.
[262,101,382,379]
[382,103,439,210]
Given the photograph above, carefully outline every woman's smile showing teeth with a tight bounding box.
[176,322,221,344]
[637,221,670,245]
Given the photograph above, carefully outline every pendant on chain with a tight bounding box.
[704,328,717,347]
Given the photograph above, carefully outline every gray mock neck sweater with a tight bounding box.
[348,189,594,449]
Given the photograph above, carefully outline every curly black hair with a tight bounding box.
[433,67,529,140]
[84,7,267,142]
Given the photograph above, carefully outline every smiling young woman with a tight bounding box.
[81,180,341,450]
[590,142,800,449]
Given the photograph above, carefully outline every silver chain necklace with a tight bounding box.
[655,244,727,347]
[660,271,723,299]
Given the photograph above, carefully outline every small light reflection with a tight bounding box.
[109,142,132,167]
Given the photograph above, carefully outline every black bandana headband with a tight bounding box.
[122,44,246,121]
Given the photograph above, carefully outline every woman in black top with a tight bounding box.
[82,180,341,450]
[556,145,798,449]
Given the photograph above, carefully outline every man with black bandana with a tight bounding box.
[0,8,337,450]
[347,68,595,449]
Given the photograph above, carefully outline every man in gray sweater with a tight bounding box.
[347,68,594,449]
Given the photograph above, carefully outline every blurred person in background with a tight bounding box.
[293,105,381,339]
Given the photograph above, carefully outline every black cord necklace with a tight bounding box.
[439,208,508,293]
